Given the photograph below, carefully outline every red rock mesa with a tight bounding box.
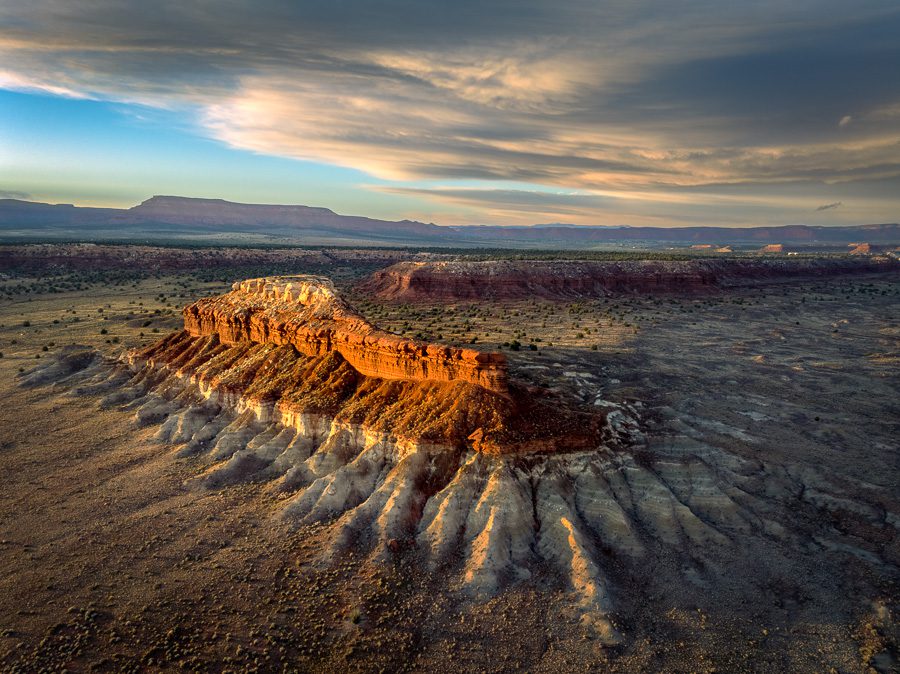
[129,276,603,455]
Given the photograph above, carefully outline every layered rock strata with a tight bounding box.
[123,330,602,456]
[360,258,899,301]
[184,276,508,393]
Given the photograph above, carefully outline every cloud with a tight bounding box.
[816,201,843,211]
[0,189,32,200]
[379,186,614,215]
[0,70,88,99]
[374,183,858,226]
[0,0,899,225]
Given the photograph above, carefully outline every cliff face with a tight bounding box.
[360,258,899,301]
[129,330,602,455]
[183,276,508,393]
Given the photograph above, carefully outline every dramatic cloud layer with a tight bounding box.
[1,0,899,225]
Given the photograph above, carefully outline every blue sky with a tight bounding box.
[0,89,449,219]
[1,1,898,227]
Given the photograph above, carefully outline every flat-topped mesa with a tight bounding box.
[183,275,508,393]
[360,258,899,302]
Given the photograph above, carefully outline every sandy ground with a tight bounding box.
[0,270,898,672]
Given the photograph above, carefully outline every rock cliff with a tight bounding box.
[127,329,603,456]
[184,276,508,393]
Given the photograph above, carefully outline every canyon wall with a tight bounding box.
[183,276,508,393]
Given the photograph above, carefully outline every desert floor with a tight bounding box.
[0,268,897,672]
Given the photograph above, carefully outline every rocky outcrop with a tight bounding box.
[106,275,600,456]
[183,276,508,393]
[126,330,603,456]
[360,257,899,301]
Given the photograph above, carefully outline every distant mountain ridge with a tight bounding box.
[0,195,897,246]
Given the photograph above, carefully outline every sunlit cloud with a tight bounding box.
[0,70,89,99]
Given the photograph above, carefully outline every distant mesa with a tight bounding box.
[358,257,899,302]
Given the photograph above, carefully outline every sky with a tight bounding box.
[0,0,899,227]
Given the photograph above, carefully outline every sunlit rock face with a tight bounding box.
[183,276,509,393]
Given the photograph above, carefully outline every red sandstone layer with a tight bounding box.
[131,330,603,455]
[183,276,508,393]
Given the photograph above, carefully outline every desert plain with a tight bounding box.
[0,244,897,673]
